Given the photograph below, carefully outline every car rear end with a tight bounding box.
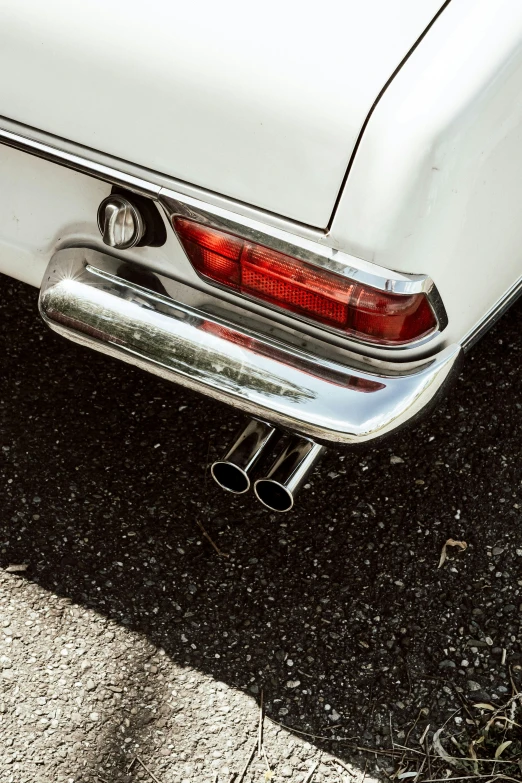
[7,0,505,509]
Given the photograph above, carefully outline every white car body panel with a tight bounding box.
[331,0,522,347]
[0,0,445,227]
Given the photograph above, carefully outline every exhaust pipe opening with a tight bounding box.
[211,462,250,495]
[211,419,278,495]
[254,479,295,513]
[254,436,326,512]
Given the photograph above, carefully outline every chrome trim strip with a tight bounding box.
[0,125,160,198]
[39,248,461,445]
[160,190,449,347]
[0,115,327,240]
[461,274,522,352]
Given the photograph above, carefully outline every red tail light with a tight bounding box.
[173,218,437,346]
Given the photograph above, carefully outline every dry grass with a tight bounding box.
[375,689,522,781]
[273,685,522,782]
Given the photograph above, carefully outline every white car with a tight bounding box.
[0,0,519,511]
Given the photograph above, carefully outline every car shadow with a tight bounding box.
[1,274,522,780]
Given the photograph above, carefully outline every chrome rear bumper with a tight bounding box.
[39,248,461,445]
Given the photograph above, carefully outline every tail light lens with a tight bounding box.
[173,218,437,346]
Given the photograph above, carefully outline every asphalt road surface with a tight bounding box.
[1,274,522,783]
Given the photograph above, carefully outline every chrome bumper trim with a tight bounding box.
[39,248,461,445]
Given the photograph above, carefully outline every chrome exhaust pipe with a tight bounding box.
[254,436,326,512]
[211,419,278,494]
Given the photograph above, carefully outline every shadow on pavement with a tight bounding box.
[1,275,522,779]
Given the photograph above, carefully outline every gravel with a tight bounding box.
[1,275,522,782]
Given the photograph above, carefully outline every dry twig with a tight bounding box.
[393,741,518,766]
[258,688,264,758]
[325,757,356,777]
[236,743,256,783]
[272,718,357,742]
[418,776,521,782]
[426,734,432,781]
[419,724,431,747]
[262,745,273,774]
[303,760,318,783]
[509,665,519,696]
[196,519,229,558]
[136,755,164,783]
[404,709,423,749]
[413,754,427,782]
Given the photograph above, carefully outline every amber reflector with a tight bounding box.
[173,218,437,345]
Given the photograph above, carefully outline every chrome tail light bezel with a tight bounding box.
[160,189,448,351]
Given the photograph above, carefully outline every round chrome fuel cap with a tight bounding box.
[97,195,145,250]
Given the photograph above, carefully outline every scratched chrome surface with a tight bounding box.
[39,248,461,445]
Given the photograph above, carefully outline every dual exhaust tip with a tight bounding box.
[211,419,325,513]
